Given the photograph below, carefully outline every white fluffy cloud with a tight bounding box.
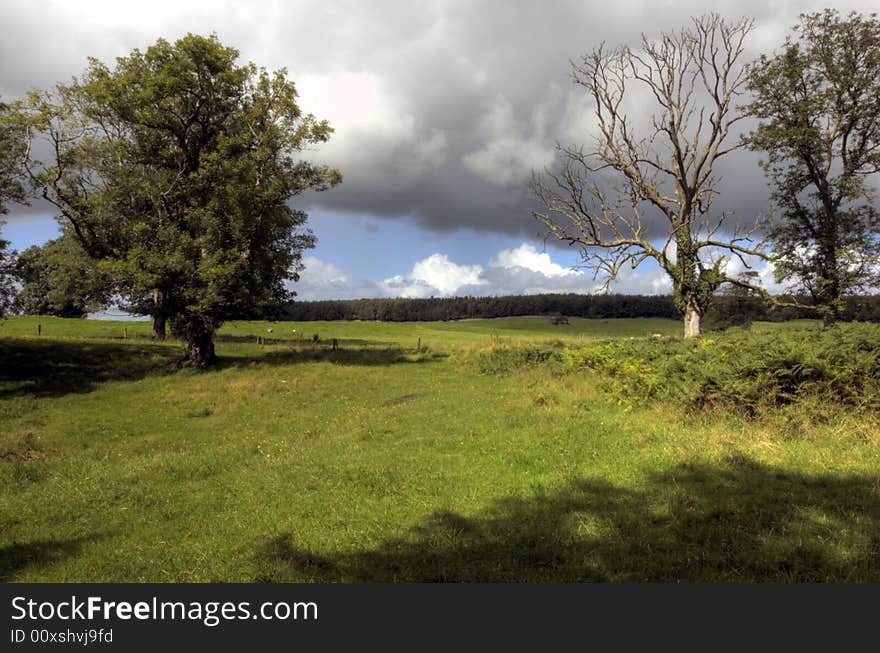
[490,243,578,277]
[292,256,351,298]
[294,241,810,301]
[294,243,682,300]
[382,254,488,297]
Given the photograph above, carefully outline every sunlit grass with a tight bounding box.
[0,315,876,582]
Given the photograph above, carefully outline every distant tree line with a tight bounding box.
[280,293,880,324]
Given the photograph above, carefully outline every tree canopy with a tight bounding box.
[746,10,880,323]
[13,230,112,317]
[15,34,341,364]
[0,98,27,317]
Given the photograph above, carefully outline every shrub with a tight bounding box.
[583,324,879,414]
[476,344,563,375]
[477,323,880,416]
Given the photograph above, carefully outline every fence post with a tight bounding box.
[37,323,41,336]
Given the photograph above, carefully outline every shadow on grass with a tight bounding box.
[225,347,448,368]
[0,534,108,582]
[255,456,880,582]
[0,337,179,399]
[214,334,397,348]
[0,337,446,399]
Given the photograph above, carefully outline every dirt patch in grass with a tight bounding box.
[0,432,60,462]
[382,393,422,407]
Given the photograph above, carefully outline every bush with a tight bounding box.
[477,323,880,416]
[582,324,879,415]
[476,344,563,375]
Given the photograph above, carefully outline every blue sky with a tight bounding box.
[4,215,60,251]
[305,211,534,279]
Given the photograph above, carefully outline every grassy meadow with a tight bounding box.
[1,315,878,582]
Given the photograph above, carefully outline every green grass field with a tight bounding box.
[1,315,878,582]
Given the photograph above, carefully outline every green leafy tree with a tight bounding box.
[746,10,880,324]
[0,234,15,316]
[17,34,341,364]
[14,230,112,316]
[10,245,49,315]
[0,98,27,316]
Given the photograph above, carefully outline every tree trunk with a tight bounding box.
[683,298,701,339]
[179,317,217,368]
[152,288,167,340]
[152,313,166,340]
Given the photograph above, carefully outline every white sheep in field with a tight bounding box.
[267,328,274,333]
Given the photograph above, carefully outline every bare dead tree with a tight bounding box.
[531,14,768,338]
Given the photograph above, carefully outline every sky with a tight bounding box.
[1,0,876,301]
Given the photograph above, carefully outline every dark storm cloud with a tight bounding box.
[1,0,875,241]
